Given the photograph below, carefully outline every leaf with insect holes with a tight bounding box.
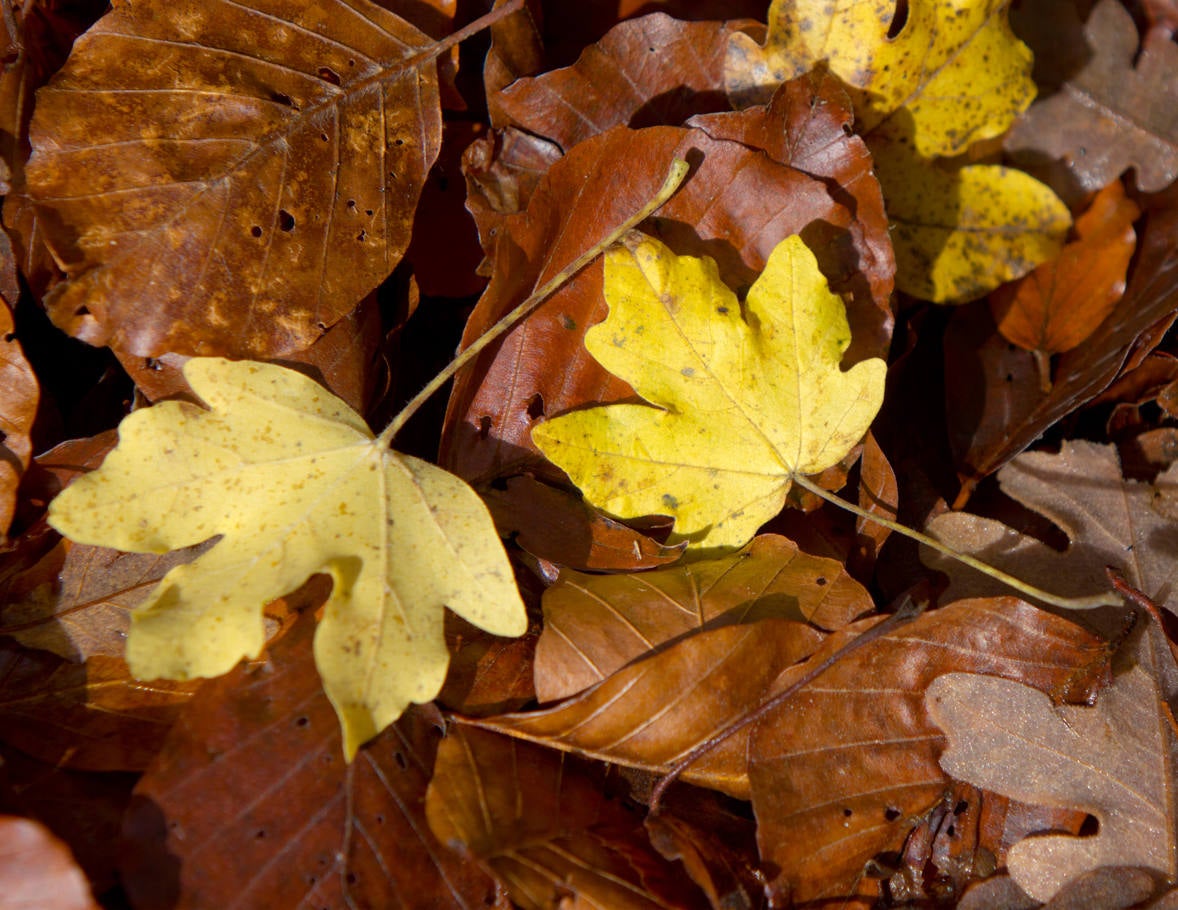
[531,233,886,551]
[47,358,527,759]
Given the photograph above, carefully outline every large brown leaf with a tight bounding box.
[1007,0,1178,197]
[749,598,1110,904]
[928,622,1178,902]
[425,723,710,909]
[472,619,825,799]
[122,611,503,910]
[26,0,445,357]
[535,534,870,702]
[0,287,37,540]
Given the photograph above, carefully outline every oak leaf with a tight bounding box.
[532,233,886,551]
[47,358,526,758]
[25,0,445,357]
[927,632,1178,901]
[1007,0,1178,196]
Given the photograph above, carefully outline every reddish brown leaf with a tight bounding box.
[26,0,445,357]
[122,611,502,910]
[0,742,137,897]
[1007,0,1178,197]
[0,288,38,541]
[483,474,683,571]
[474,619,824,799]
[534,534,870,702]
[439,610,539,717]
[425,723,710,909]
[0,641,195,771]
[0,815,98,910]
[492,14,744,151]
[947,194,1178,491]
[749,598,1110,904]
[991,180,1141,366]
[689,69,895,361]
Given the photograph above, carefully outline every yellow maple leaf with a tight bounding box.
[727,0,1033,158]
[47,358,527,759]
[726,0,1070,303]
[531,234,886,552]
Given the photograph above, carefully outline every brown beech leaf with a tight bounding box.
[535,534,871,702]
[927,626,1178,902]
[26,0,446,358]
[1006,0,1178,196]
[492,14,744,151]
[991,180,1141,364]
[0,640,196,772]
[121,611,503,910]
[470,619,825,799]
[0,816,98,910]
[749,598,1110,905]
[0,290,38,540]
[947,196,1178,489]
[425,723,710,909]
[925,440,1178,615]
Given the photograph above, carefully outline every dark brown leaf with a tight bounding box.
[1007,0,1178,197]
[426,723,710,909]
[749,598,1109,904]
[27,0,445,357]
[122,611,503,910]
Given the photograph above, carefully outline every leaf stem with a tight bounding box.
[377,159,691,447]
[791,473,1120,610]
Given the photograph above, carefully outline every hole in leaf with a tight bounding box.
[815,576,827,586]
[270,90,296,108]
[250,225,263,238]
[477,416,492,439]
[317,66,341,85]
[884,807,901,822]
[1079,814,1099,836]
[394,138,404,146]
[346,199,356,211]
[394,751,407,769]
[320,132,329,142]
[886,0,908,38]
[279,210,296,232]
[843,808,853,817]
[526,393,545,420]
[255,829,266,839]
[375,814,385,825]
[346,873,357,885]
[356,229,367,242]
[364,209,373,216]
[954,800,969,815]
[295,716,309,727]
[74,305,90,316]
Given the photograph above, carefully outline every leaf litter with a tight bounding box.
[6,0,1178,906]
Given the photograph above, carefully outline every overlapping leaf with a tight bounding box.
[47,358,526,758]
[533,232,886,551]
[26,0,444,357]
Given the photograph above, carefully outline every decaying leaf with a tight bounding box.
[0,287,37,540]
[47,358,526,758]
[924,440,1178,615]
[990,180,1141,367]
[425,723,711,909]
[123,610,505,910]
[927,633,1178,901]
[532,232,886,551]
[26,0,445,357]
[1007,0,1178,196]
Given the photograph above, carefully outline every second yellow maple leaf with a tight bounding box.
[532,234,886,551]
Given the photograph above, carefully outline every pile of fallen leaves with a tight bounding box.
[3,0,1178,907]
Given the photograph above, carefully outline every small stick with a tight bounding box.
[378,159,691,446]
[648,589,929,814]
[792,474,1120,611]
